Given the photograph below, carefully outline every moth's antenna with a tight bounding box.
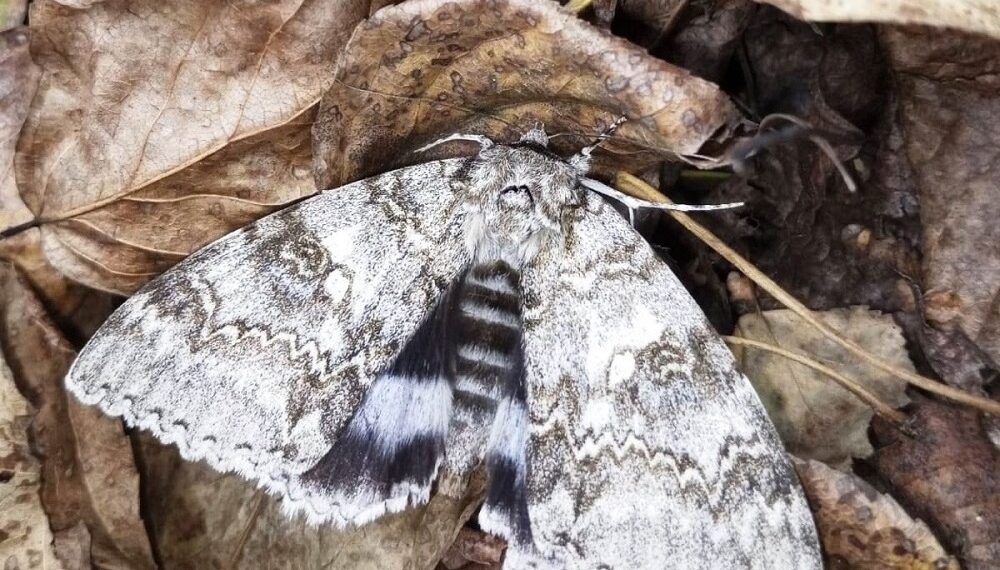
[416,133,494,153]
[570,116,628,173]
[579,177,744,226]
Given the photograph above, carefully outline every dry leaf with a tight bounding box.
[0,26,116,340]
[792,457,959,570]
[588,0,618,29]
[136,434,485,570]
[658,0,754,81]
[0,228,117,341]
[51,523,91,570]
[14,0,373,294]
[896,310,999,396]
[615,0,754,82]
[439,527,505,570]
[0,263,155,569]
[615,0,688,47]
[0,26,36,232]
[313,0,739,189]
[733,307,911,467]
[880,25,1000,367]
[873,399,1000,569]
[758,0,1000,40]
[0,349,63,570]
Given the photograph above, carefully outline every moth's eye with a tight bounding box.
[498,184,534,209]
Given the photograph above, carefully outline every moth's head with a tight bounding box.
[461,131,586,265]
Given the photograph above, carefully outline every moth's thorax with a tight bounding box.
[463,144,584,268]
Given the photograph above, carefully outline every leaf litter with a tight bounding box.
[1,0,999,567]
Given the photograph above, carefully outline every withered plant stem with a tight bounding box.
[722,335,908,426]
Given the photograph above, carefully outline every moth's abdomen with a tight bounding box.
[298,282,459,521]
[301,257,535,550]
[450,261,535,550]
[445,261,525,471]
[453,261,524,402]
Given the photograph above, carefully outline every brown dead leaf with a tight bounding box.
[52,523,91,570]
[0,349,62,569]
[733,307,911,467]
[758,0,1000,40]
[792,457,959,570]
[313,0,740,190]
[0,228,117,341]
[137,434,485,570]
[613,0,754,82]
[439,527,505,570]
[0,26,115,340]
[880,25,1000,367]
[0,26,36,232]
[896,310,998,396]
[14,0,373,294]
[614,0,688,47]
[873,399,1000,569]
[0,263,155,569]
[658,0,754,82]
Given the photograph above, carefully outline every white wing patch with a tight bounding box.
[347,374,453,452]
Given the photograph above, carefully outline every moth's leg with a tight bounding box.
[301,286,458,511]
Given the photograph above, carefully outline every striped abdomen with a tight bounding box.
[451,260,533,548]
[303,259,534,549]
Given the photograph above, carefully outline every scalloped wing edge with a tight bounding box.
[65,370,439,527]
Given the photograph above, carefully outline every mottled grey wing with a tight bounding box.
[519,195,821,569]
[66,159,471,524]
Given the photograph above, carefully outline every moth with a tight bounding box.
[67,129,821,569]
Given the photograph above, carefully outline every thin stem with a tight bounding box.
[723,335,907,426]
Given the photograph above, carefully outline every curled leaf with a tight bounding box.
[313,0,739,189]
[0,263,155,569]
[15,0,373,293]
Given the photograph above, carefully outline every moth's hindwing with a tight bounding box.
[519,195,823,568]
[65,158,473,525]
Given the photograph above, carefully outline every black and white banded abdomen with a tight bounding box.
[302,258,536,551]
[451,261,534,548]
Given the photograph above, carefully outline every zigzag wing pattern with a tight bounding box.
[519,195,823,569]
[66,159,473,524]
